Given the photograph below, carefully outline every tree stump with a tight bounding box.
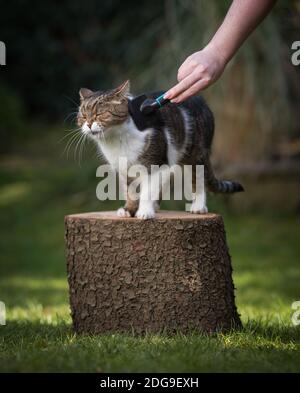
[65,211,241,334]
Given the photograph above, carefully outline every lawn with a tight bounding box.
[0,126,300,372]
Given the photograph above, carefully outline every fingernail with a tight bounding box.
[164,93,170,99]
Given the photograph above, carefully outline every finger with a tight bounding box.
[171,79,209,103]
[177,59,196,81]
[164,71,200,100]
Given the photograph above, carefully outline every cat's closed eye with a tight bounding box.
[96,113,111,122]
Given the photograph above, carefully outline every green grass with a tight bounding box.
[0,126,300,372]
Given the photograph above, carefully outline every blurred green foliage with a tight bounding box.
[0,0,299,159]
[0,0,298,116]
[0,86,25,152]
[0,0,166,115]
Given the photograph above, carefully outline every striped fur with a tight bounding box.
[77,81,244,218]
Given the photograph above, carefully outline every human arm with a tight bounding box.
[164,0,277,103]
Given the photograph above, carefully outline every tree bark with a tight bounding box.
[65,211,241,334]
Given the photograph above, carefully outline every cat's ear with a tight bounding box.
[114,80,130,97]
[79,88,94,100]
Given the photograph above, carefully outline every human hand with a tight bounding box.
[164,45,227,103]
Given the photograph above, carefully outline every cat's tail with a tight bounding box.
[207,179,244,193]
[204,156,244,193]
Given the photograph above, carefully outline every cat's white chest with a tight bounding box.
[96,118,151,170]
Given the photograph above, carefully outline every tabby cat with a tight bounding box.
[77,80,243,219]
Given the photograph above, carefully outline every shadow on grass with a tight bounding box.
[1,319,300,372]
[0,319,72,342]
[2,318,299,345]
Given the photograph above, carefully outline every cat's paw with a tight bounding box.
[190,204,208,214]
[135,207,156,220]
[117,207,131,218]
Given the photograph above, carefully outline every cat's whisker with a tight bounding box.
[83,135,89,161]
[65,135,81,160]
[62,131,80,155]
[80,134,88,166]
[64,131,82,159]
[73,133,83,162]
[90,141,103,161]
[74,133,85,164]
[64,112,79,124]
[79,133,88,167]
[59,128,81,143]
[64,125,81,132]
[62,128,81,140]
[62,126,81,135]
[64,94,79,108]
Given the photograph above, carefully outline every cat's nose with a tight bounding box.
[91,122,101,134]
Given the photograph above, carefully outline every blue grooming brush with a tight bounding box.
[128,92,170,131]
[140,93,170,115]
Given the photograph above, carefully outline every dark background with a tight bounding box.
[1,1,299,166]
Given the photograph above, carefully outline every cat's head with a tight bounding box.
[77,80,130,138]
